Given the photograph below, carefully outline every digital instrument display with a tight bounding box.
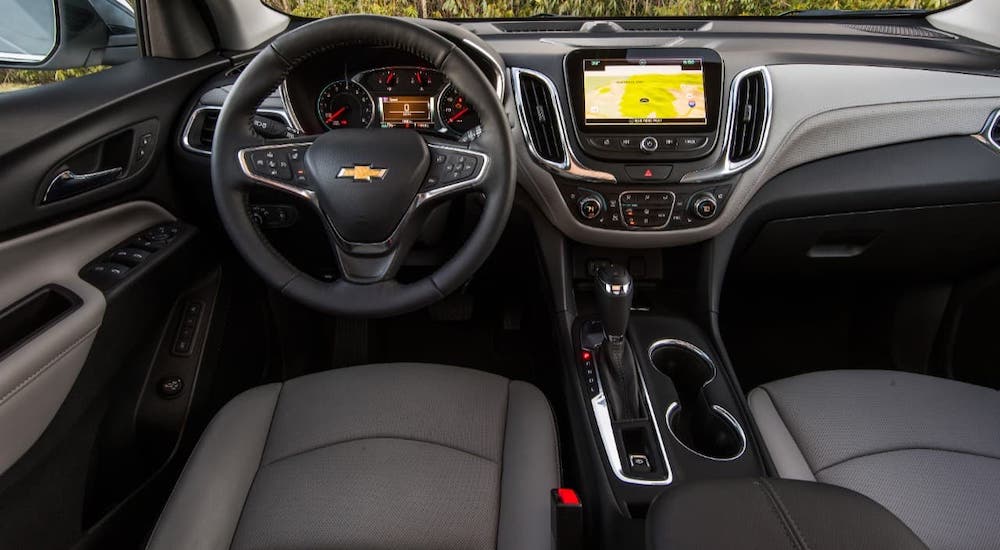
[379,95,434,128]
[582,58,707,126]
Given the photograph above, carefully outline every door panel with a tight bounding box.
[0,201,173,474]
[0,46,227,548]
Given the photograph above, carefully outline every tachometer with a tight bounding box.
[438,85,480,134]
[316,80,374,130]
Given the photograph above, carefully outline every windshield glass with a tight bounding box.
[263,0,963,18]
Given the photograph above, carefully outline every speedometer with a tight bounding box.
[316,80,374,130]
[438,85,480,134]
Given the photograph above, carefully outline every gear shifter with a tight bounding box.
[594,265,645,420]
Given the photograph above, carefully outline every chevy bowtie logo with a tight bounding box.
[337,165,388,182]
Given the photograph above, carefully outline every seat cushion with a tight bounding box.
[749,370,1000,550]
[146,363,560,550]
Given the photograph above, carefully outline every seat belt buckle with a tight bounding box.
[551,488,583,550]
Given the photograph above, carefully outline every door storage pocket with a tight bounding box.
[0,285,81,362]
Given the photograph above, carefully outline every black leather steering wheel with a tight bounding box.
[212,15,515,317]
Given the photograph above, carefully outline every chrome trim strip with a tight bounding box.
[681,66,773,184]
[974,108,1000,153]
[461,38,505,99]
[648,339,748,462]
[510,67,616,183]
[280,81,305,134]
[182,106,294,156]
[587,347,674,486]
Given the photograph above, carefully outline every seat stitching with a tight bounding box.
[761,477,813,550]
[815,446,1000,475]
[754,478,806,550]
[263,434,499,467]
[759,386,817,473]
[227,384,283,550]
[494,379,511,549]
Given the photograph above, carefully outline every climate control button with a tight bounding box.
[578,195,604,220]
[691,192,719,220]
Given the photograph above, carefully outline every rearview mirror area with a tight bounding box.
[0,0,138,70]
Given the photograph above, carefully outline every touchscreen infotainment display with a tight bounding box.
[582,58,707,126]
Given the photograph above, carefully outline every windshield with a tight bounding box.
[263,0,963,18]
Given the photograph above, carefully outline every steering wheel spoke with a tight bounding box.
[237,138,318,200]
[418,141,490,205]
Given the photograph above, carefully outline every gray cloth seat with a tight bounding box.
[749,369,1000,550]
[146,363,560,550]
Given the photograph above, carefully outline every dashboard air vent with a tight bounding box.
[182,107,221,154]
[516,71,565,166]
[728,70,768,164]
[845,24,954,40]
[494,20,584,33]
[617,20,708,32]
[991,115,1000,144]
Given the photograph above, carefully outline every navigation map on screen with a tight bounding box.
[583,58,707,125]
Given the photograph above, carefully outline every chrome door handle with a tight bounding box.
[43,167,123,203]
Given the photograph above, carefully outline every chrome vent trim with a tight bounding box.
[682,66,772,184]
[729,70,768,163]
[510,67,615,183]
[977,109,1000,153]
[513,70,566,167]
[181,106,293,156]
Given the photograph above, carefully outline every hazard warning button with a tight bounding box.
[624,165,672,182]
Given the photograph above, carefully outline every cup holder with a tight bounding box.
[648,340,746,461]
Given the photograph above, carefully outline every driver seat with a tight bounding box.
[145,363,559,550]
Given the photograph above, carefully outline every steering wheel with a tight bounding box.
[212,15,515,317]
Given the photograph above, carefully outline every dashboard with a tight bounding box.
[178,19,1000,249]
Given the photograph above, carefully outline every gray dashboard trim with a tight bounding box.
[515,63,1000,248]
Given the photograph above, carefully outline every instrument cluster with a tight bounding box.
[315,66,480,136]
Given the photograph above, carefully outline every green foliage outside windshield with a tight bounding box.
[264,0,956,18]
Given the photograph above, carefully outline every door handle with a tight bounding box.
[43,167,123,203]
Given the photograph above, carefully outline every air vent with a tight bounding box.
[494,20,584,33]
[991,115,1000,144]
[728,69,769,164]
[515,71,566,167]
[845,24,954,40]
[182,107,221,154]
[617,20,708,32]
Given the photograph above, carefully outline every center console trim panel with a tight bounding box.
[587,343,675,486]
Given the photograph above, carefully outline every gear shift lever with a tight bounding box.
[594,265,644,420]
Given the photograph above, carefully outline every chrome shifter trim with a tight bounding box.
[510,67,616,183]
[587,346,674,486]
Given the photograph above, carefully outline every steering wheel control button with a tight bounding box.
[639,136,659,152]
[578,196,603,220]
[624,165,672,182]
[619,191,676,230]
[424,149,481,190]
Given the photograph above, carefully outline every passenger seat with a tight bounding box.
[749,370,1000,550]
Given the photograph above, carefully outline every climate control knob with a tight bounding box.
[578,195,604,220]
[690,192,719,220]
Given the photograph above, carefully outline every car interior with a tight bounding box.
[1,0,999,548]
